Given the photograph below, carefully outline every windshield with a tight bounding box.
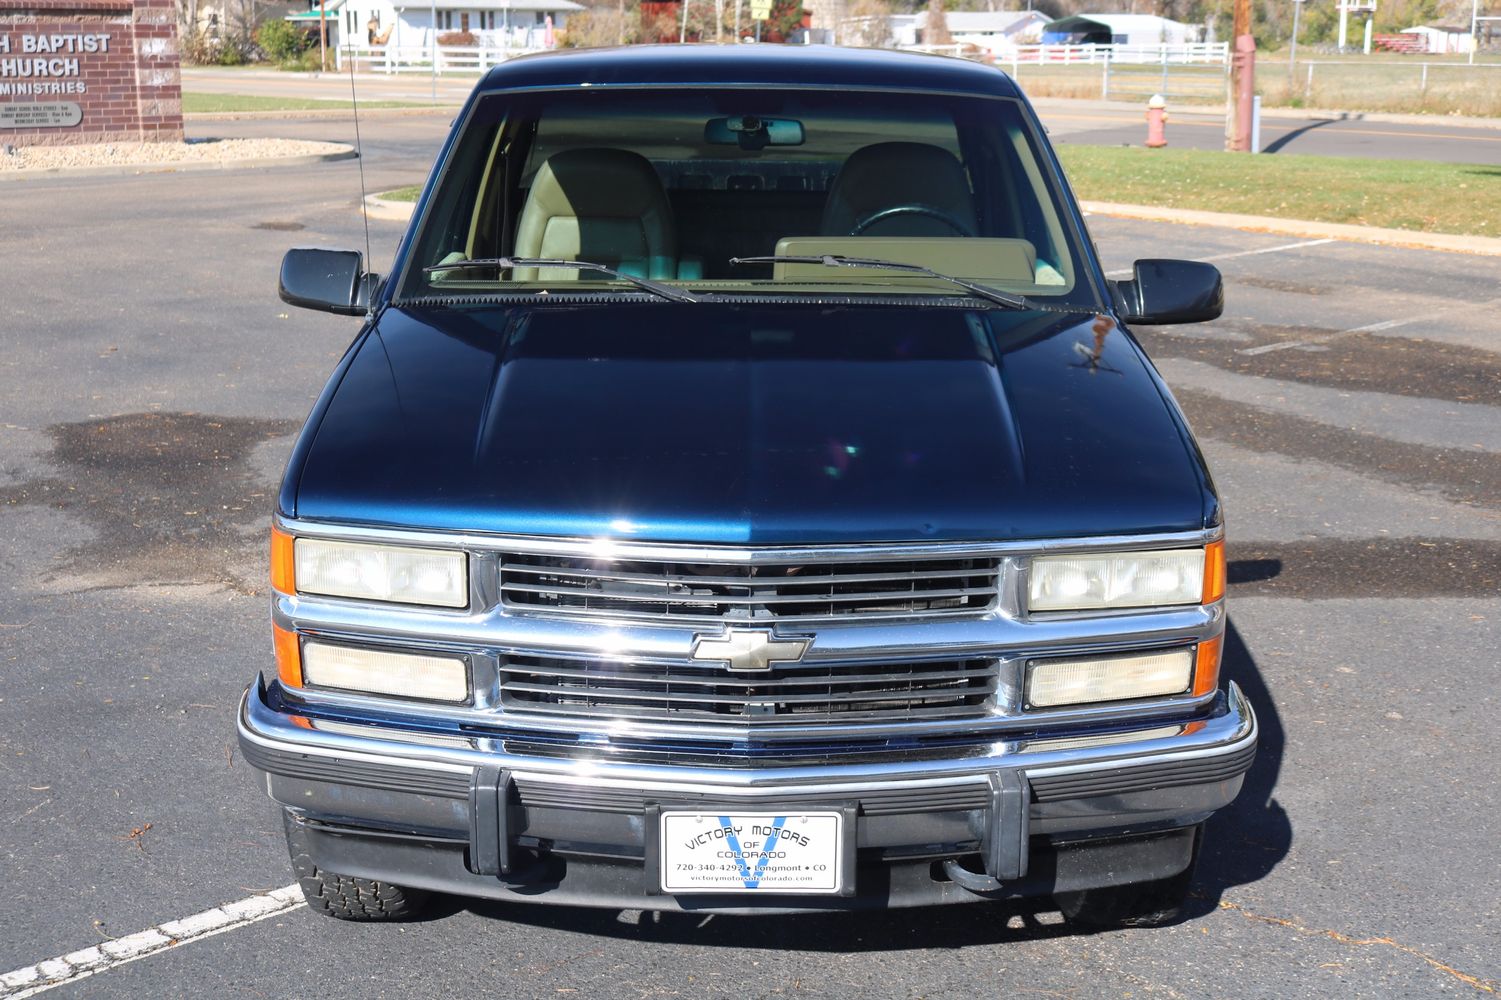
[398,87,1093,306]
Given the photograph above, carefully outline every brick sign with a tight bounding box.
[0,0,182,146]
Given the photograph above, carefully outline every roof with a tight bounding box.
[479,45,1022,96]
[1074,13,1191,31]
[422,0,583,9]
[922,10,1046,32]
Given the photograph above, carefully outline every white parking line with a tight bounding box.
[1237,316,1418,355]
[1104,237,1337,277]
[0,886,304,998]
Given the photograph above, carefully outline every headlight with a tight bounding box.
[1028,547,1208,612]
[293,538,468,608]
[1026,648,1193,708]
[300,641,470,702]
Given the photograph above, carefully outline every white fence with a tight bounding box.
[1007,42,1229,65]
[335,44,547,74]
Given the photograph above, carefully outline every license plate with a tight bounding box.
[658,811,844,894]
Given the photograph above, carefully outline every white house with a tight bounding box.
[1400,24,1474,54]
[291,0,584,51]
[894,10,1049,52]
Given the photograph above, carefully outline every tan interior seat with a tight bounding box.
[511,148,678,281]
[821,142,979,239]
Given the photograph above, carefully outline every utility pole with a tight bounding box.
[1226,0,1255,151]
[1471,0,1479,64]
[681,0,689,42]
[1288,0,1303,85]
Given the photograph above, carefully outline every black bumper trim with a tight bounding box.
[239,737,471,800]
[512,777,992,816]
[1029,742,1257,802]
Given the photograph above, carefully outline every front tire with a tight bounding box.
[283,811,430,921]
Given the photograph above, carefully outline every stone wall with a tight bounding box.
[0,0,183,146]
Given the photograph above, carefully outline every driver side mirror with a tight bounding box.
[1114,259,1223,325]
[279,248,380,317]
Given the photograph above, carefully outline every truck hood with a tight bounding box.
[290,303,1213,543]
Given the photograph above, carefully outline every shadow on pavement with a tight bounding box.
[446,618,1287,947]
[1183,617,1291,918]
[1261,117,1340,154]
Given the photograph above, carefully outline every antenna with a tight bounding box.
[347,40,375,318]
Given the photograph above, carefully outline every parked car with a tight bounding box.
[243,44,1254,926]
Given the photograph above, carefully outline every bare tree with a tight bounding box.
[924,0,951,44]
[843,0,893,46]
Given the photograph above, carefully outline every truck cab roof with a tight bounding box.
[478,44,1025,98]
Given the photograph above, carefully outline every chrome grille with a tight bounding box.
[499,655,997,725]
[498,553,1001,622]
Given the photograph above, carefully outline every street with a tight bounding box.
[181,65,1501,165]
[0,112,1497,998]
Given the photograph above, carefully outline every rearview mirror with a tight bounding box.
[704,116,805,150]
[279,247,378,316]
[1114,259,1223,326]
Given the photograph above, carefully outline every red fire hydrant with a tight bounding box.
[1145,94,1169,148]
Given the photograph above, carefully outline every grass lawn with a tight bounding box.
[181,92,425,113]
[378,185,423,202]
[1057,145,1501,237]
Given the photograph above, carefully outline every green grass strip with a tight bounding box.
[1057,145,1501,238]
[182,92,425,113]
[377,185,423,203]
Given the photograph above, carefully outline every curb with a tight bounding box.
[1030,96,1501,132]
[364,191,416,221]
[185,106,452,122]
[1080,200,1501,257]
[0,143,357,182]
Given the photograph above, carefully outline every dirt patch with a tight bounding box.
[1173,388,1501,511]
[3,412,297,592]
[252,221,306,232]
[1228,539,1501,599]
[1229,277,1328,296]
[1145,330,1501,406]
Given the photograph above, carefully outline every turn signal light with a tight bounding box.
[271,526,296,594]
[1193,634,1223,697]
[273,622,302,689]
[1202,539,1226,604]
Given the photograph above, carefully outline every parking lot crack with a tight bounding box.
[1217,899,1499,994]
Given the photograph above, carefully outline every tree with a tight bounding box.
[924,0,951,44]
[843,0,893,47]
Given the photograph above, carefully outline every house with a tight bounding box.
[1042,13,1200,45]
[289,0,584,50]
[1400,24,1474,54]
[895,10,1049,52]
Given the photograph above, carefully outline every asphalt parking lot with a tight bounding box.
[1,112,1498,999]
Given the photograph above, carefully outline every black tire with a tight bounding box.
[283,811,430,921]
[1054,827,1201,929]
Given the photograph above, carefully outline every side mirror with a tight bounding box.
[279,248,379,316]
[1114,259,1223,325]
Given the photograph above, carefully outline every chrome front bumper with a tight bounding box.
[238,676,1256,909]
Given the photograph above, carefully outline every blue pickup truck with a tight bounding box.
[241,45,1255,927]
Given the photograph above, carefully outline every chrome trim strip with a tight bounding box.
[273,514,1221,564]
[239,676,1255,791]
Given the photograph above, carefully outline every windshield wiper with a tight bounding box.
[729,254,1033,310]
[422,257,700,304]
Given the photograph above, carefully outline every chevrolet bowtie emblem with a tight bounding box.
[690,629,811,672]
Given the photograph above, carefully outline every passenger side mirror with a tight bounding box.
[279,248,379,317]
[1114,259,1223,326]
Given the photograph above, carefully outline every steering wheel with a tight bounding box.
[849,205,976,238]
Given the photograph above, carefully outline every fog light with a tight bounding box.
[1026,648,1193,708]
[300,642,469,702]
